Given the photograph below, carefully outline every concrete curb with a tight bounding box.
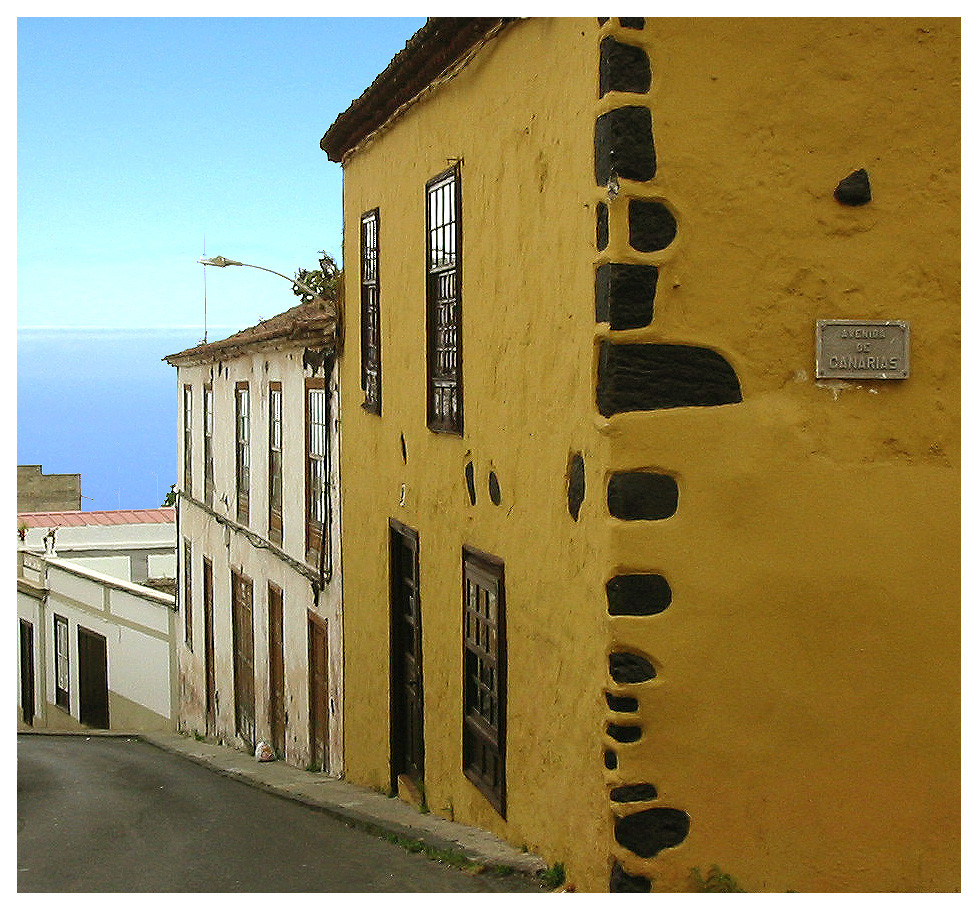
[29,728,549,883]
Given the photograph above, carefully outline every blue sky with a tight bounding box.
[17,16,427,334]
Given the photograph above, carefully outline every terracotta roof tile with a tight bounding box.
[165,298,338,365]
[18,508,176,528]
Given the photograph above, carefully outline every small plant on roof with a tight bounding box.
[293,251,340,305]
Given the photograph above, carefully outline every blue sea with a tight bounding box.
[17,328,204,512]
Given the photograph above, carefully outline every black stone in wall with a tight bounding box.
[607,472,678,521]
[619,18,645,29]
[606,573,673,616]
[610,861,652,892]
[595,262,658,329]
[615,808,691,858]
[835,168,872,206]
[595,106,656,185]
[597,341,742,415]
[607,722,643,743]
[610,651,658,683]
[568,452,585,521]
[610,783,659,802]
[604,749,618,770]
[628,198,677,251]
[465,461,476,505]
[600,36,652,97]
[596,202,609,251]
[606,691,639,712]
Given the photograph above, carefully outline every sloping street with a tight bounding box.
[17,734,545,893]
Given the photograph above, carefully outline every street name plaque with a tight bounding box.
[816,319,909,380]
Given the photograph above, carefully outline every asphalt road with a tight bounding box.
[17,734,544,893]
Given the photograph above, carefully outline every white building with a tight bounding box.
[18,507,177,584]
[164,299,343,773]
[17,544,178,732]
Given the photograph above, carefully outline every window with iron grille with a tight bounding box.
[361,209,381,414]
[235,383,250,525]
[54,614,69,710]
[305,379,328,563]
[183,537,193,649]
[426,166,463,433]
[203,384,214,506]
[462,546,506,817]
[183,385,193,495]
[268,382,283,546]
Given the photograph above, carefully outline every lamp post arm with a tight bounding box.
[198,256,319,298]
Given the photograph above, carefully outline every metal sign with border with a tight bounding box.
[816,319,909,380]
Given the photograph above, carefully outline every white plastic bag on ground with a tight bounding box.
[255,741,275,762]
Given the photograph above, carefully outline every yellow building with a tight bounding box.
[321,17,959,892]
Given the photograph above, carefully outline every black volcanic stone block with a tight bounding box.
[607,722,643,743]
[619,18,645,29]
[628,199,677,251]
[610,861,652,892]
[568,452,585,521]
[606,691,640,712]
[595,106,656,185]
[597,341,742,415]
[607,472,678,521]
[596,201,609,251]
[835,168,872,206]
[610,651,658,683]
[606,573,672,616]
[600,36,652,97]
[595,262,658,329]
[610,783,659,802]
[615,808,691,858]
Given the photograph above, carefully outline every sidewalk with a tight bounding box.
[82,728,548,881]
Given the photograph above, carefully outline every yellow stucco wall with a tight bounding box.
[336,17,959,892]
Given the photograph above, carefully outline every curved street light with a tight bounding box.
[198,255,319,298]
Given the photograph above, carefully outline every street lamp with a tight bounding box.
[198,255,319,298]
[199,254,341,350]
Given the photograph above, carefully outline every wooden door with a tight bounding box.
[308,612,329,772]
[268,583,285,757]
[389,520,424,793]
[19,619,35,726]
[203,557,216,735]
[231,570,255,749]
[77,626,109,729]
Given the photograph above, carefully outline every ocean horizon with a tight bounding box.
[17,326,225,513]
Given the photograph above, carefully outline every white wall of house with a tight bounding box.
[20,521,176,583]
[16,551,177,732]
[173,342,343,774]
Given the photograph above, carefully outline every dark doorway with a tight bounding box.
[389,520,424,795]
[19,619,35,726]
[203,557,216,735]
[268,583,286,758]
[231,570,255,750]
[77,626,109,729]
[308,612,329,772]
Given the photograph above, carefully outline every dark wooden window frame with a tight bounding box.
[235,382,250,525]
[462,545,506,817]
[268,381,283,546]
[183,384,193,495]
[183,537,193,649]
[203,383,214,506]
[426,164,463,434]
[231,568,256,749]
[361,208,381,414]
[203,555,216,735]
[54,613,70,711]
[305,378,328,564]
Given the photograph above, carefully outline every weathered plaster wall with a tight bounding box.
[338,17,612,888]
[338,15,958,893]
[174,349,343,773]
[596,16,959,892]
